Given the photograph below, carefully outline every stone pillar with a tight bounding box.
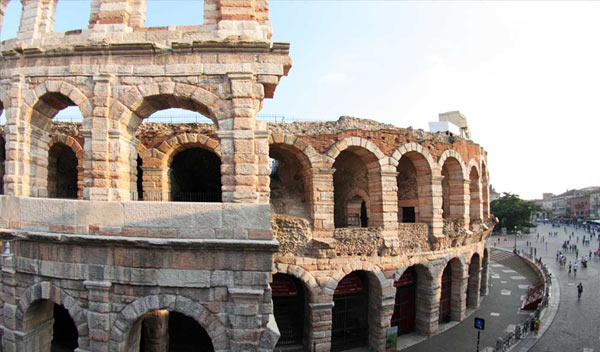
[467,268,482,308]
[371,169,398,230]
[89,0,144,29]
[84,75,129,201]
[218,73,264,203]
[310,168,334,233]
[4,75,27,197]
[415,271,440,336]
[470,179,483,223]
[482,182,490,218]
[17,0,57,41]
[228,288,265,351]
[449,178,470,229]
[141,165,166,201]
[427,174,444,241]
[1,244,19,351]
[84,280,111,352]
[368,278,395,352]
[0,0,9,38]
[450,266,467,321]
[307,301,333,352]
[141,310,169,352]
[204,0,272,41]
[480,254,489,296]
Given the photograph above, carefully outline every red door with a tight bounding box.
[391,268,417,335]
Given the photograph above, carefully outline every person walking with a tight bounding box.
[574,262,578,277]
[568,261,572,274]
[577,282,583,298]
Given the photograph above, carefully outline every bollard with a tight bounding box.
[496,337,504,351]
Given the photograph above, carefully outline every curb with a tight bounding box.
[492,247,560,352]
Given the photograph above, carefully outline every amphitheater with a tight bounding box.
[0,1,495,351]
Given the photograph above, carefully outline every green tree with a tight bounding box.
[491,193,541,233]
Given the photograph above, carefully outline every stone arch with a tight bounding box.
[16,281,89,349]
[324,261,389,294]
[438,256,467,323]
[468,160,483,223]
[269,132,321,170]
[391,263,435,336]
[344,188,370,227]
[160,133,222,166]
[22,81,93,127]
[111,294,229,352]
[439,150,469,224]
[328,138,386,228]
[325,137,386,166]
[273,263,321,301]
[467,252,482,308]
[48,134,84,199]
[392,143,437,227]
[113,83,227,132]
[481,160,490,218]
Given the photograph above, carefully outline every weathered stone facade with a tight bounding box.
[0,1,495,351]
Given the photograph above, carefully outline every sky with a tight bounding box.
[1,1,599,200]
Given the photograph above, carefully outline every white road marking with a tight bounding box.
[491,312,500,317]
[492,274,501,279]
[511,276,526,280]
[518,285,530,289]
[568,283,575,286]
[491,264,503,267]
[503,269,517,273]
[582,348,593,352]
[501,290,511,296]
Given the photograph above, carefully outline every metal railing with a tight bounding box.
[52,114,335,124]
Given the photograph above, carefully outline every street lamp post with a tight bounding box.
[513,226,517,254]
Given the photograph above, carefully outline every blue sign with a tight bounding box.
[474,317,485,330]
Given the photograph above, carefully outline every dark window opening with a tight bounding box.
[0,136,5,195]
[332,272,369,351]
[272,274,305,350]
[170,148,221,202]
[52,304,78,351]
[136,155,144,200]
[48,143,78,199]
[402,207,416,223]
[360,200,368,228]
[169,312,214,351]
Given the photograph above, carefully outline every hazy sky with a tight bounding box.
[1,1,598,200]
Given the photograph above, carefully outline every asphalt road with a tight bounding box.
[403,248,538,352]
[495,223,600,352]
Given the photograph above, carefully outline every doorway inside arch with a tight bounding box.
[332,271,369,351]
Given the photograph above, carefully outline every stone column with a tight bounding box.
[228,288,265,351]
[3,75,28,197]
[307,301,333,352]
[84,280,111,352]
[467,268,482,308]
[480,253,489,297]
[89,0,144,29]
[218,73,264,204]
[1,243,20,351]
[370,169,398,230]
[470,179,483,223]
[141,310,169,352]
[368,278,395,352]
[17,0,57,41]
[141,165,165,201]
[449,178,470,229]
[450,267,467,321]
[84,75,130,201]
[204,0,272,41]
[415,270,440,335]
[427,174,444,242]
[309,168,334,233]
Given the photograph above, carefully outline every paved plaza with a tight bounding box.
[495,223,600,352]
[403,249,538,352]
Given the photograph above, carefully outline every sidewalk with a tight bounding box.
[402,248,539,352]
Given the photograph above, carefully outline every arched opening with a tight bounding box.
[441,157,466,220]
[334,149,378,228]
[26,92,85,198]
[137,310,215,352]
[0,0,22,41]
[23,300,78,351]
[48,143,78,199]
[144,0,204,27]
[481,249,489,296]
[439,265,452,323]
[269,144,311,220]
[136,155,144,200]
[467,253,481,308]
[482,163,490,218]
[169,147,221,202]
[332,271,369,351]
[272,273,306,351]
[392,267,417,335]
[469,167,482,222]
[54,0,91,32]
[0,135,5,195]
